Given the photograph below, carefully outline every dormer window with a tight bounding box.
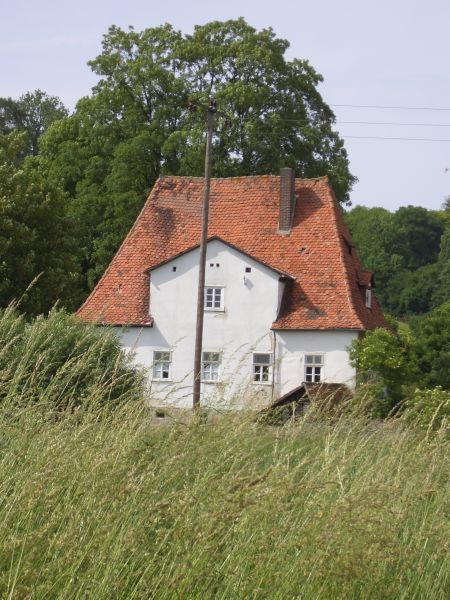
[365,288,372,308]
[205,286,224,311]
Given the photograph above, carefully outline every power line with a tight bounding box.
[342,135,450,142]
[338,120,450,128]
[331,103,450,112]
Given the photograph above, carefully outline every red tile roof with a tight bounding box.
[77,175,388,331]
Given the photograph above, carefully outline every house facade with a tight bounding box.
[77,169,387,409]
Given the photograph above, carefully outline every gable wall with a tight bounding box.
[119,239,282,408]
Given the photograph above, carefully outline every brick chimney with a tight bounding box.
[278,167,296,234]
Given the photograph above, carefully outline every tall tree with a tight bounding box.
[42,19,356,290]
[391,206,444,271]
[0,132,81,314]
[0,90,68,156]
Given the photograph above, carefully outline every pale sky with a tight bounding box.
[2,0,450,210]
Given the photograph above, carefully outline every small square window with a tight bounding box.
[245,267,252,273]
[153,351,171,380]
[205,287,224,311]
[304,355,323,383]
[253,353,272,383]
[202,352,221,382]
[172,266,177,272]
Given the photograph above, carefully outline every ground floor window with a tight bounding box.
[253,353,272,383]
[304,354,323,383]
[202,352,221,382]
[152,350,171,380]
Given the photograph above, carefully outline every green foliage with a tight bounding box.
[0,131,82,314]
[384,263,440,315]
[391,206,444,270]
[0,90,68,156]
[404,387,450,433]
[0,306,143,412]
[432,227,450,307]
[345,205,448,316]
[41,18,355,290]
[410,301,450,389]
[0,407,448,599]
[349,328,412,415]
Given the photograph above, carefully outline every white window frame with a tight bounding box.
[304,354,324,383]
[365,288,372,308]
[152,350,172,381]
[201,351,221,383]
[204,286,225,312]
[252,353,272,384]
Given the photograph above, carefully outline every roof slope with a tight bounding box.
[77,175,388,330]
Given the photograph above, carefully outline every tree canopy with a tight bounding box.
[345,204,448,316]
[41,18,355,288]
[0,90,68,157]
[0,132,81,314]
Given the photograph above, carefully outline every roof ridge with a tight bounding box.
[157,174,330,183]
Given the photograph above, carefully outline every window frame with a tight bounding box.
[201,351,221,383]
[204,285,225,312]
[304,354,324,383]
[365,288,372,309]
[152,350,172,381]
[252,352,273,385]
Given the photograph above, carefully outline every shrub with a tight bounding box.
[0,305,143,414]
[403,387,450,433]
[348,327,412,416]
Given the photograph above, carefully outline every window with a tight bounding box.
[152,351,171,380]
[205,286,224,311]
[202,352,221,382]
[253,353,272,383]
[365,288,372,308]
[304,355,323,383]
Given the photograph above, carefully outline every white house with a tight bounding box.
[77,169,387,409]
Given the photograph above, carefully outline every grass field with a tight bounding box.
[0,400,448,599]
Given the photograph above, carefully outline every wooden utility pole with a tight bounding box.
[192,102,216,409]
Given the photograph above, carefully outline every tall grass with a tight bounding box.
[0,406,448,599]
[0,308,448,599]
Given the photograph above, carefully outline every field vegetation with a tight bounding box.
[0,308,448,600]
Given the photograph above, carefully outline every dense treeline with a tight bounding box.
[0,18,355,313]
[345,203,449,316]
[344,204,450,409]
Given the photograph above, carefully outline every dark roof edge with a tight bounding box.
[144,235,296,280]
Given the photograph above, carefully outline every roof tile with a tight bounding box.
[77,175,388,331]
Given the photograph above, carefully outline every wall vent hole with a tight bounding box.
[172,266,177,272]
[245,267,252,273]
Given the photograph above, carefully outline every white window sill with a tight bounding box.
[201,380,220,384]
[152,379,173,383]
[204,308,226,313]
[252,381,273,386]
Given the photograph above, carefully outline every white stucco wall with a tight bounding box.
[118,239,358,409]
[274,330,358,397]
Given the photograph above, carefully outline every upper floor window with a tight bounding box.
[152,351,171,380]
[205,286,224,311]
[253,353,272,383]
[202,352,221,382]
[304,354,323,383]
[365,288,372,308]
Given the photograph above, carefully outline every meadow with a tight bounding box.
[0,308,448,599]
